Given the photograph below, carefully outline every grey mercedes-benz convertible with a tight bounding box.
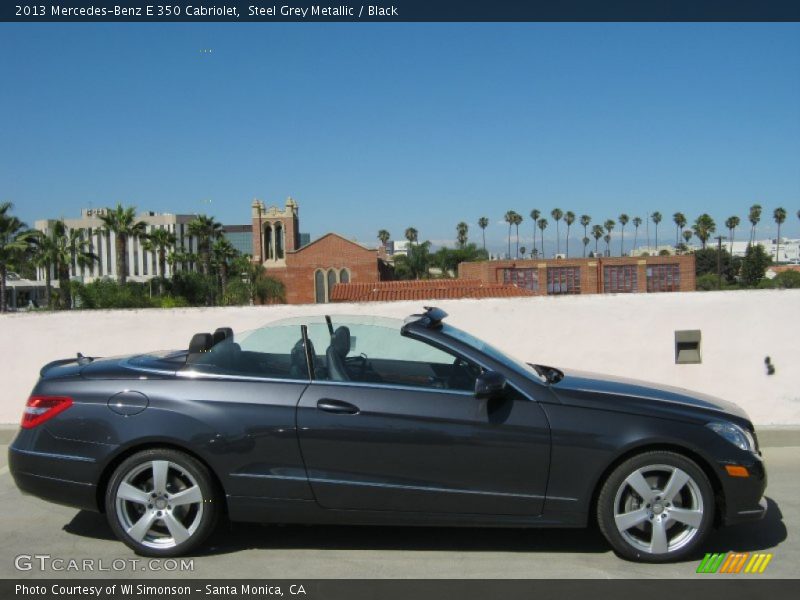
[9,307,766,561]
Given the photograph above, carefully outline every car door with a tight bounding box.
[296,321,550,516]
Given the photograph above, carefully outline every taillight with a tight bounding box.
[21,396,73,429]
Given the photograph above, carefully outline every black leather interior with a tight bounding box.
[187,333,213,364]
[326,326,351,381]
[290,338,316,379]
[212,327,233,346]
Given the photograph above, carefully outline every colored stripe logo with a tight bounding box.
[697,552,773,574]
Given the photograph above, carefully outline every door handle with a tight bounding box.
[317,399,360,415]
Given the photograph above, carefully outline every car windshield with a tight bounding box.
[440,323,541,381]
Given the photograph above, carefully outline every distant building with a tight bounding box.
[729,239,800,263]
[251,198,390,304]
[35,208,199,283]
[221,225,253,256]
[459,255,696,295]
[390,240,409,256]
[629,245,677,257]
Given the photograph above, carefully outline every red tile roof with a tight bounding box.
[330,279,535,302]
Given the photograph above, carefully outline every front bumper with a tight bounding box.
[719,452,768,526]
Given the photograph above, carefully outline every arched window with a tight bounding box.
[326,269,338,302]
[339,269,350,283]
[275,222,284,259]
[314,270,326,304]
[263,223,273,260]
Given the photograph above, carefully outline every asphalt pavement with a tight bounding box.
[0,437,796,579]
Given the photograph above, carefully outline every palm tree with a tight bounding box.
[603,219,615,257]
[31,230,57,307]
[98,204,147,285]
[631,216,643,253]
[519,246,526,257]
[551,208,564,256]
[530,209,541,256]
[724,216,740,255]
[50,221,97,309]
[503,211,516,258]
[564,211,575,258]
[143,228,177,294]
[537,218,548,258]
[651,212,663,252]
[512,213,523,258]
[603,234,612,255]
[455,222,469,249]
[618,214,629,257]
[582,236,590,256]
[673,212,687,248]
[682,229,693,250]
[692,214,716,249]
[748,204,762,244]
[580,215,591,257]
[773,207,787,262]
[0,203,37,312]
[591,224,604,256]
[187,214,223,277]
[377,229,391,250]
[212,237,239,293]
[404,227,418,245]
[477,218,489,251]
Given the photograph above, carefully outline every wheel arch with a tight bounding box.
[95,441,229,515]
[587,442,726,528]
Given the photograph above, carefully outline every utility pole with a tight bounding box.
[714,235,726,290]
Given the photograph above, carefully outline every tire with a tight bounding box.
[105,448,219,557]
[597,450,714,563]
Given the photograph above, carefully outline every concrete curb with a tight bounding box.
[0,425,798,447]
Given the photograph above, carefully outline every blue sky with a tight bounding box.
[2,23,798,255]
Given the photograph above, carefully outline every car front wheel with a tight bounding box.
[105,448,219,556]
[597,450,714,562]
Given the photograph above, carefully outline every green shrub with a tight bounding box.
[73,279,155,309]
[158,296,190,308]
[222,279,251,306]
[772,270,800,289]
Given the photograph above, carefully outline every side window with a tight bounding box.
[185,324,308,379]
[307,322,482,392]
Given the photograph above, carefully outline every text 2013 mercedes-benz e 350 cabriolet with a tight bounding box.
[9,307,766,561]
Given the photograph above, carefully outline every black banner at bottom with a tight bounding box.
[4,579,800,600]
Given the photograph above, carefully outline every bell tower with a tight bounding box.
[251,197,300,265]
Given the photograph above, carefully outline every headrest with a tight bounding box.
[188,333,213,355]
[213,327,233,346]
[332,326,351,357]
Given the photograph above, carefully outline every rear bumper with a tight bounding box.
[8,445,100,512]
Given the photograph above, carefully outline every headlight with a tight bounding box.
[706,421,756,452]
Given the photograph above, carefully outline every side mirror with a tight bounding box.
[474,370,507,400]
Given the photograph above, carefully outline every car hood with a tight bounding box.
[550,367,751,424]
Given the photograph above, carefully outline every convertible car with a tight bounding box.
[9,307,766,562]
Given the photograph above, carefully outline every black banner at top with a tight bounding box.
[3,0,800,23]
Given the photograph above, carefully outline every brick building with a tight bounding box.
[458,255,696,295]
[251,198,388,304]
[330,279,536,303]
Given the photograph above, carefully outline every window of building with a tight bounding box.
[646,264,681,292]
[340,269,350,284]
[326,269,338,302]
[264,223,273,260]
[275,222,284,259]
[502,268,538,291]
[314,270,326,304]
[603,265,638,293]
[133,236,140,276]
[547,267,581,295]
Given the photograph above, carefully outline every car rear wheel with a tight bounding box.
[597,451,714,562]
[105,448,219,556]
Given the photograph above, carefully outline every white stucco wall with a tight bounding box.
[1,289,798,425]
